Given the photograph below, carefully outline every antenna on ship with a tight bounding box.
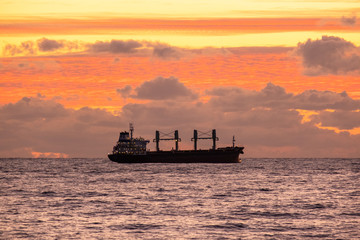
[129,123,134,139]
[233,135,235,148]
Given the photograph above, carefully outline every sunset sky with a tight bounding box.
[1,0,360,158]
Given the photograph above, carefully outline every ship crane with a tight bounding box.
[191,129,219,150]
[153,130,181,152]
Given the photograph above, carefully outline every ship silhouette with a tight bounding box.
[108,123,244,163]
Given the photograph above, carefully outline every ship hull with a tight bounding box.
[108,148,243,163]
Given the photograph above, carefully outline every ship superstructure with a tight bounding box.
[112,124,149,155]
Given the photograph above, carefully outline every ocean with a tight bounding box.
[1,158,359,239]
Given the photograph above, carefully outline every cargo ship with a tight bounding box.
[108,124,244,163]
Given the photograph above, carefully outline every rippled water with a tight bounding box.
[1,158,359,239]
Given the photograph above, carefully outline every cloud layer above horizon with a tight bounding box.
[1,81,359,158]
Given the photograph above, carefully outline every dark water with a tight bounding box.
[1,158,359,239]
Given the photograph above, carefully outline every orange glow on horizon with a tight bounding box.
[31,151,69,158]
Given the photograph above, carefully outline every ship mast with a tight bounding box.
[153,130,181,151]
[191,129,219,150]
[129,123,134,140]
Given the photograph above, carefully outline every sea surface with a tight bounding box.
[1,158,359,239]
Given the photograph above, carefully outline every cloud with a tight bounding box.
[116,85,132,98]
[0,96,124,157]
[37,38,64,51]
[1,96,68,121]
[207,83,293,111]
[3,38,82,56]
[341,16,357,26]
[3,38,294,61]
[293,90,360,110]
[121,102,211,128]
[149,42,185,59]
[295,36,360,75]
[3,41,35,56]
[208,83,360,112]
[90,40,143,53]
[1,82,360,158]
[312,110,360,130]
[153,46,181,59]
[3,38,181,57]
[131,76,198,100]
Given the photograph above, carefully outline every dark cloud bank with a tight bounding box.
[1,81,359,158]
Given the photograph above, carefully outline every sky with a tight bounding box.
[1,0,360,158]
